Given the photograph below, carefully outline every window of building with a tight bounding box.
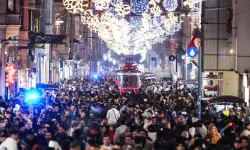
[7,0,15,12]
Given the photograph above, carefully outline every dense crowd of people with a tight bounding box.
[0,77,248,150]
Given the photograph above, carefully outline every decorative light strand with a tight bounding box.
[131,0,149,15]
[63,0,180,62]
[162,0,178,11]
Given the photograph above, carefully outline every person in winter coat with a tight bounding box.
[240,122,250,137]
[208,123,221,144]
[106,105,120,126]
[0,130,19,150]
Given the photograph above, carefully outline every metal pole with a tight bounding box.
[198,47,202,119]
[198,0,204,120]
[0,40,6,100]
[49,44,52,82]
[176,56,178,95]
[155,59,157,69]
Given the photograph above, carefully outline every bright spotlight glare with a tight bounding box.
[230,49,234,54]
[27,93,38,100]
[93,74,98,79]
[181,55,185,60]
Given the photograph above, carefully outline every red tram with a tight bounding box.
[115,64,142,94]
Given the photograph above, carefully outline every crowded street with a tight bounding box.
[0,75,248,150]
[1,0,250,149]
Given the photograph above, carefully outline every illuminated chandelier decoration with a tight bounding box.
[131,0,149,15]
[183,0,200,18]
[162,0,178,11]
[183,0,198,9]
[63,0,181,62]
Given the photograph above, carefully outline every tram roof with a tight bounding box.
[117,70,141,73]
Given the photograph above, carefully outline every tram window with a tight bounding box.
[122,75,138,87]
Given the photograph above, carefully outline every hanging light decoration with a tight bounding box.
[92,0,111,10]
[162,0,178,11]
[63,0,89,14]
[131,0,149,15]
[183,0,198,9]
[190,6,200,18]
[63,0,180,62]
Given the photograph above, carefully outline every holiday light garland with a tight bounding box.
[131,0,149,15]
[162,0,178,11]
[63,0,89,14]
[183,0,198,9]
[63,0,180,62]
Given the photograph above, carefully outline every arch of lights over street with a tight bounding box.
[63,0,181,62]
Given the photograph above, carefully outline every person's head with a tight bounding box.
[241,136,249,148]
[65,109,70,115]
[80,120,85,127]
[58,126,65,134]
[80,112,86,118]
[132,129,139,138]
[209,124,218,134]
[138,129,147,138]
[102,134,111,146]
[25,123,32,130]
[10,129,19,142]
[3,118,9,126]
[0,131,7,143]
[15,110,22,117]
[28,113,34,119]
[181,130,189,139]
[41,113,46,119]
[54,106,59,112]
[245,123,250,130]
[4,111,11,119]
[234,137,242,149]
[70,140,84,150]
[18,122,25,132]
[161,118,168,125]
[176,144,186,150]
[44,131,52,141]
[125,135,133,145]
[71,105,76,111]
[124,128,131,136]
[26,131,35,140]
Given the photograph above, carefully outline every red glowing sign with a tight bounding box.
[5,63,17,87]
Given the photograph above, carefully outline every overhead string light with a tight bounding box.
[63,0,181,62]
[131,0,149,15]
[63,0,89,14]
[162,0,178,11]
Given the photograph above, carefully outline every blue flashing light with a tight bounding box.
[93,74,98,79]
[27,93,38,100]
[25,90,40,104]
